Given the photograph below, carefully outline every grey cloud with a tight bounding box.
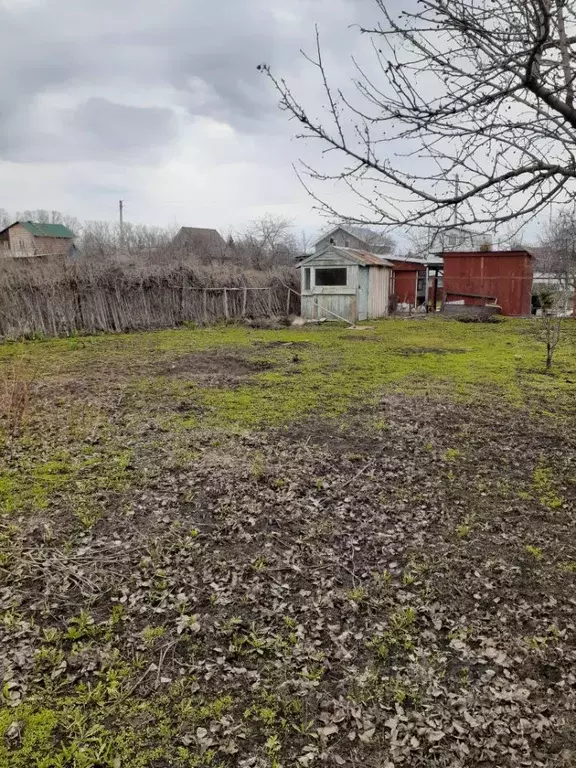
[0,99,175,164]
[71,99,176,160]
[0,0,372,161]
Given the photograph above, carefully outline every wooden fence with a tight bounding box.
[0,262,300,339]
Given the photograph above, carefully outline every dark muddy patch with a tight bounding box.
[279,416,386,454]
[158,352,274,382]
[338,334,381,342]
[397,346,469,356]
[253,340,312,349]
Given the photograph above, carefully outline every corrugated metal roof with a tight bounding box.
[331,246,393,266]
[298,246,393,268]
[386,254,427,265]
[388,261,427,272]
[20,221,76,238]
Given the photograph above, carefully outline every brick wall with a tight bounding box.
[2,225,72,257]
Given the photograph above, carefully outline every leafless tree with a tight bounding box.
[244,214,295,252]
[79,220,175,261]
[0,209,10,230]
[538,211,576,296]
[234,214,300,269]
[353,228,395,254]
[542,309,562,372]
[532,286,563,371]
[16,209,81,232]
[261,0,576,232]
[298,229,314,258]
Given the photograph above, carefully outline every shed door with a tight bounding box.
[358,267,369,321]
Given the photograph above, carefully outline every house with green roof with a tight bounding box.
[0,221,76,258]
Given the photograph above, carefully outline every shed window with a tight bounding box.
[315,267,347,287]
[304,267,311,291]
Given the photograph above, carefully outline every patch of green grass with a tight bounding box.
[368,606,417,660]
[456,523,472,539]
[346,586,367,603]
[141,625,166,645]
[532,462,564,509]
[0,458,71,514]
[525,544,544,561]
[0,685,239,768]
[2,319,576,439]
[0,706,59,768]
[0,447,133,517]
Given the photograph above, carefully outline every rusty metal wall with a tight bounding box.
[394,271,418,305]
[443,252,533,316]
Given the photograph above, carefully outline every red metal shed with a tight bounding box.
[443,250,533,317]
[388,259,427,307]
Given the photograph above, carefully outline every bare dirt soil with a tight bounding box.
[157,351,274,382]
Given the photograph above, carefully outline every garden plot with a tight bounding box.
[1,319,575,767]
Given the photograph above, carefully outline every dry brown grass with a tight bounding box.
[0,357,33,437]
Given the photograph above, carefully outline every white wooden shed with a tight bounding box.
[298,246,393,323]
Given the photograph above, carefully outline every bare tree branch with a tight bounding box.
[261,0,576,231]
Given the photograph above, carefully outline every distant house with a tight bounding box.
[0,221,76,258]
[429,226,488,253]
[171,227,227,260]
[313,225,394,256]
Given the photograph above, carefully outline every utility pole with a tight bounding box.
[453,174,460,228]
[119,200,124,250]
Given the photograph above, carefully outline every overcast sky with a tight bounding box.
[0,0,387,237]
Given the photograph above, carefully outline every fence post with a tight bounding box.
[180,273,186,324]
[203,289,208,325]
[286,287,291,317]
[268,288,273,317]
[242,287,247,317]
[223,288,229,320]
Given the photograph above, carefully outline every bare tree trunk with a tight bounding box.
[546,341,554,372]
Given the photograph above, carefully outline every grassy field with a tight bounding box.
[1,317,576,767]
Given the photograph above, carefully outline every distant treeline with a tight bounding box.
[0,256,300,340]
